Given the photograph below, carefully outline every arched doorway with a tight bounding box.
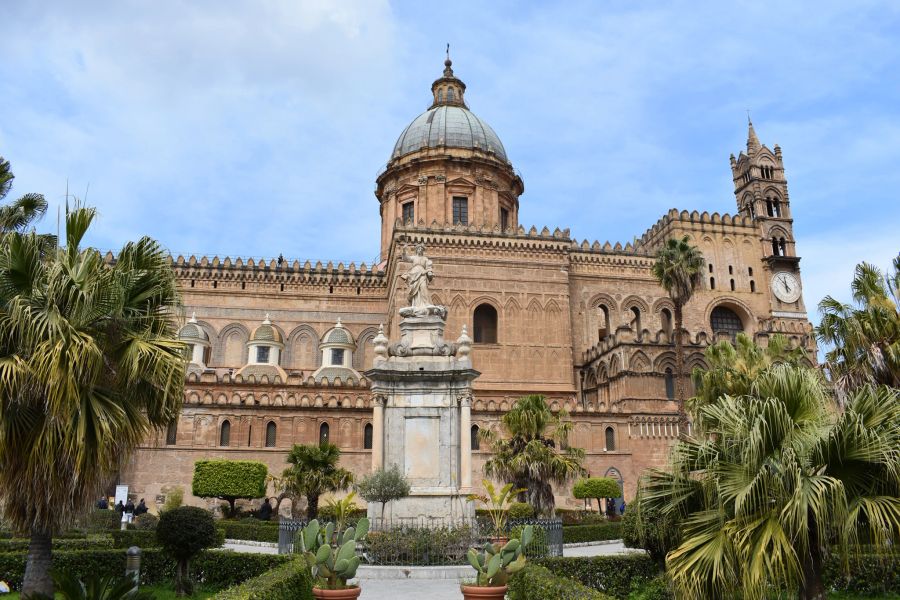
[604,467,625,515]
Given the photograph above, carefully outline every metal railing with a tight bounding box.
[278,516,563,562]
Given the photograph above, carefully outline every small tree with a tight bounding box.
[192,460,267,517]
[573,477,620,513]
[156,506,218,596]
[355,464,411,520]
[282,443,352,519]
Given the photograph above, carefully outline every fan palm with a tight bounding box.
[690,331,808,411]
[283,442,353,519]
[0,156,48,235]
[481,395,586,516]
[639,365,900,600]
[652,235,705,420]
[817,257,900,401]
[0,204,186,598]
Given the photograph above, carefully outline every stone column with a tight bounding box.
[371,395,385,471]
[459,393,472,491]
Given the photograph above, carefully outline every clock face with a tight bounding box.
[771,271,801,303]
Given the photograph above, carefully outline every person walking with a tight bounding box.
[115,500,125,515]
[96,496,108,510]
[134,499,148,516]
[258,498,273,521]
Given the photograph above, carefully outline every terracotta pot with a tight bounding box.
[489,536,509,547]
[460,584,508,600]
[312,587,361,600]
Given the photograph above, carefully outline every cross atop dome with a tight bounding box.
[431,46,467,109]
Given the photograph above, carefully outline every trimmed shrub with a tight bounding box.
[0,536,113,553]
[508,564,611,599]
[561,522,622,544]
[508,502,535,519]
[217,520,280,543]
[537,555,659,598]
[0,548,287,591]
[81,509,122,532]
[131,513,159,530]
[212,558,313,600]
[111,529,155,548]
[573,477,621,512]
[157,506,220,595]
[556,508,608,526]
[193,460,268,516]
[628,574,674,600]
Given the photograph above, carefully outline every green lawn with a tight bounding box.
[3,583,219,599]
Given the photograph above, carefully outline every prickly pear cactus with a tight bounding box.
[466,524,532,587]
[297,517,370,589]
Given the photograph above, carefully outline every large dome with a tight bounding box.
[391,105,507,162]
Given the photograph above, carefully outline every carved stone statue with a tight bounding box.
[400,243,433,309]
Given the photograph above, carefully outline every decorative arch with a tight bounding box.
[705,298,755,336]
[353,326,380,370]
[620,295,650,315]
[285,324,320,370]
[629,350,651,373]
[653,351,677,372]
[216,323,250,367]
[473,303,499,343]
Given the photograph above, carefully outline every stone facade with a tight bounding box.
[121,59,815,514]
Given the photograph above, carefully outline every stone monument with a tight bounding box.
[365,244,479,520]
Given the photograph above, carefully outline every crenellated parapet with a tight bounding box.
[637,208,756,250]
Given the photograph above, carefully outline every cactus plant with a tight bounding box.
[466,524,533,587]
[297,516,369,590]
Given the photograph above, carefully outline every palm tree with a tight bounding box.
[690,331,808,411]
[817,257,900,402]
[0,204,186,598]
[481,395,586,517]
[0,156,48,234]
[282,442,353,519]
[652,235,704,420]
[638,365,900,600]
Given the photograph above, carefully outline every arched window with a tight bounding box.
[447,87,455,101]
[471,424,480,451]
[730,279,735,291]
[710,277,716,290]
[166,421,178,446]
[438,89,444,102]
[219,420,231,447]
[772,200,781,217]
[750,280,756,293]
[473,304,498,344]
[711,306,743,337]
[265,421,277,448]
[630,307,641,335]
[319,422,330,445]
[660,308,673,338]
[664,368,675,400]
[605,427,616,451]
[363,423,373,450]
[597,304,610,340]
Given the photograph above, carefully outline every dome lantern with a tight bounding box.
[430,48,467,109]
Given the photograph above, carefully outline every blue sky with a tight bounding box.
[1,1,898,324]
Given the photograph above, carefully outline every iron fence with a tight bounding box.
[278,516,563,562]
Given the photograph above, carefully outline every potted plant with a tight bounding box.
[468,479,525,545]
[461,525,533,599]
[297,511,369,599]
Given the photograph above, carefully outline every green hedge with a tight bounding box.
[212,558,314,600]
[508,564,612,599]
[823,551,899,595]
[561,522,622,544]
[0,536,113,553]
[0,548,287,591]
[556,509,609,526]
[536,555,659,598]
[364,526,475,566]
[218,520,280,543]
[111,529,159,548]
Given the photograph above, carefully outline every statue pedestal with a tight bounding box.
[365,307,478,521]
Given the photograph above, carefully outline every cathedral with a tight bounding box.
[122,57,816,511]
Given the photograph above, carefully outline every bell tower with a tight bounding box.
[731,119,807,317]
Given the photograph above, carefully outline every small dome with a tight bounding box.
[251,315,283,344]
[179,314,208,342]
[178,322,208,342]
[322,319,353,346]
[391,105,507,162]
